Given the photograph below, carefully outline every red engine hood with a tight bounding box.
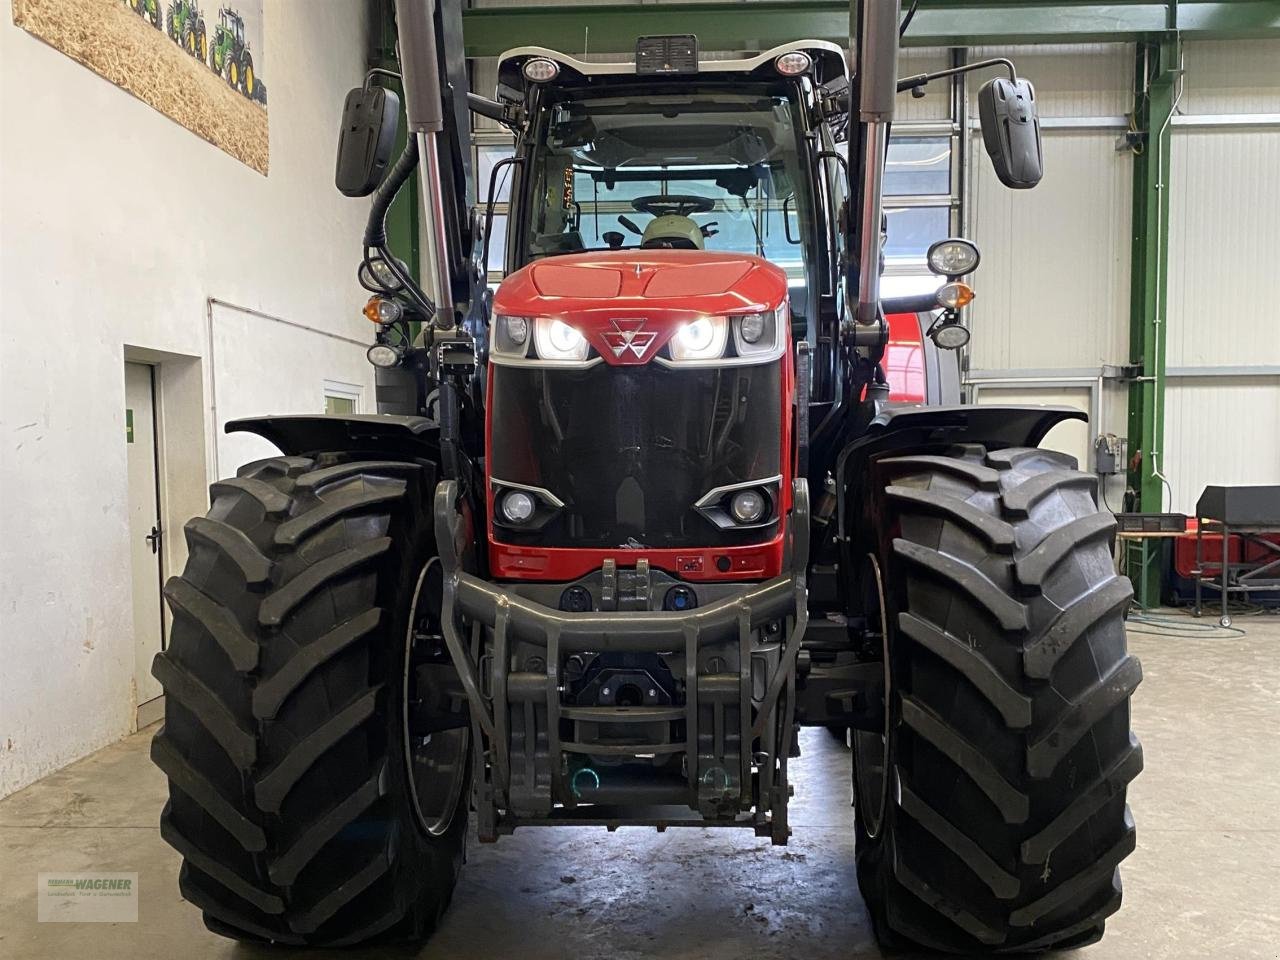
[491,250,789,365]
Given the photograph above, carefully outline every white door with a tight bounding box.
[125,362,165,719]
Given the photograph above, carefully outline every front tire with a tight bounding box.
[854,445,1141,953]
[150,455,468,945]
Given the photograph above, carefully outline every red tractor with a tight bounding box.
[151,0,1140,952]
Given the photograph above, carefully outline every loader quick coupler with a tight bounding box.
[433,480,810,843]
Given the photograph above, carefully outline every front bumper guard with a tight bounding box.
[434,479,810,841]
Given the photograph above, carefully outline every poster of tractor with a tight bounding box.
[10,0,268,174]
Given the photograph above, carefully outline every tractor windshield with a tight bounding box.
[520,84,815,280]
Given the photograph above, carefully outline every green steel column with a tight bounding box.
[1125,37,1179,605]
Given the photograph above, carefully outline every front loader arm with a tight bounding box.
[393,0,478,318]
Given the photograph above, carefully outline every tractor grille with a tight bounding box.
[488,361,783,549]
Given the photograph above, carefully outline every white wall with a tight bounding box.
[0,1,376,797]
[212,301,376,475]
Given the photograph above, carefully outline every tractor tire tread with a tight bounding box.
[183,516,273,586]
[257,538,391,628]
[893,540,1028,632]
[253,686,382,813]
[275,484,407,547]
[268,764,387,887]
[162,577,258,671]
[885,485,1018,552]
[855,444,1140,953]
[252,608,382,720]
[151,651,256,767]
[150,735,265,851]
[152,457,464,946]
[898,612,1032,728]
[210,477,292,516]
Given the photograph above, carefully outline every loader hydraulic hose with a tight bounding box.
[364,135,420,249]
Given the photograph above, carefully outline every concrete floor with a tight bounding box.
[3,615,1278,960]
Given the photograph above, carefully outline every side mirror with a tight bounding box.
[978,77,1043,189]
[335,86,401,198]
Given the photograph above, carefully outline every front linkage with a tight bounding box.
[434,479,810,843]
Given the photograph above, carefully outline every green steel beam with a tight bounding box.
[459,0,1280,57]
[1177,1,1280,35]
[1125,36,1178,607]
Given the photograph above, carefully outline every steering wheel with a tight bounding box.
[631,195,716,218]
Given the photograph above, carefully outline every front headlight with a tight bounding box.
[927,238,981,277]
[533,318,590,362]
[359,256,409,293]
[732,307,783,358]
[668,316,728,362]
[367,342,404,368]
[491,315,532,359]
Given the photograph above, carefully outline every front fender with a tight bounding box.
[834,403,1086,566]
[227,413,439,461]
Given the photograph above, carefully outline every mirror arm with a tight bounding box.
[365,136,420,249]
[896,57,1016,94]
[365,67,402,89]
[467,92,520,128]
[359,136,437,321]
[882,293,941,314]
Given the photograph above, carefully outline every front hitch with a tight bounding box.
[433,478,810,842]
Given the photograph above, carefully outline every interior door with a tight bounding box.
[125,362,165,720]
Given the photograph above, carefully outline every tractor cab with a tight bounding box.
[219,6,243,46]
[491,42,850,355]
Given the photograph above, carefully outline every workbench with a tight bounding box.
[1192,485,1280,627]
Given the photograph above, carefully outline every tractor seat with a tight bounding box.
[640,214,705,251]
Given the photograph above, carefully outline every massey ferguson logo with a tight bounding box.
[602,318,658,359]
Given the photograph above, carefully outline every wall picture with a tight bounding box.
[12,0,268,174]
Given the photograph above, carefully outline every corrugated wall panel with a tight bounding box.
[1161,39,1280,514]
[970,44,1132,117]
[1167,129,1280,367]
[968,132,1132,370]
[1181,40,1280,114]
[897,48,952,122]
[1163,378,1280,515]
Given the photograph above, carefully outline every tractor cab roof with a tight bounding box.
[497,39,847,104]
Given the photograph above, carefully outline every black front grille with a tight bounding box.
[489,361,783,549]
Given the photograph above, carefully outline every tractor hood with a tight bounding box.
[491,250,788,366]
